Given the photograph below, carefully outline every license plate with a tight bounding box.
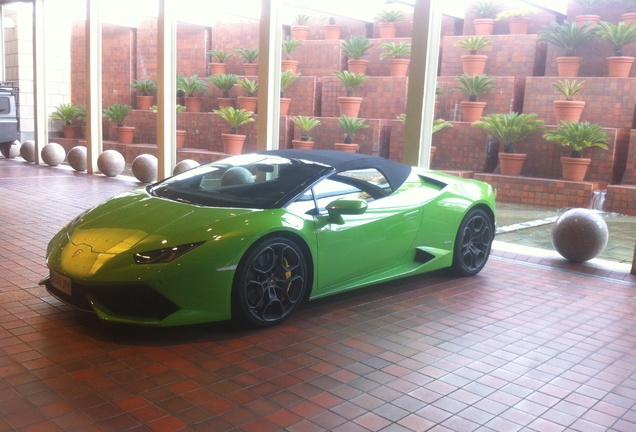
[51,271,72,296]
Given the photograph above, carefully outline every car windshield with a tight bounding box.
[148,154,330,209]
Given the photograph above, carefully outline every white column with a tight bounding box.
[157,0,177,180]
[32,0,46,164]
[85,0,103,174]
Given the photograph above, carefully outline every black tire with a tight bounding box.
[451,208,494,277]
[233,237,308,328]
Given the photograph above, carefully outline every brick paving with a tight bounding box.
[1,158,636,431]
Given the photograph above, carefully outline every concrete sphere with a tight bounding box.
[67,146,87,171]
[551,208,609,263]
[41,142,66,166]
[132,154,158,183]
[173,159,199,175]
[20,140,36,162]
[97,150,125,177]
[1,140,21,158]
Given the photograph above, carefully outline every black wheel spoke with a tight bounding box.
[452,210,494,276]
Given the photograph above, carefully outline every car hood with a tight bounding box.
[67,190,255,254]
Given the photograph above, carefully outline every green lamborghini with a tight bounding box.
[41,150,495,327]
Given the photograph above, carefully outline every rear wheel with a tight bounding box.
[451,208,494,276]
[233,237,308,327]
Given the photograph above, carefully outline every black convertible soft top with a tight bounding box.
[261,149,413,192]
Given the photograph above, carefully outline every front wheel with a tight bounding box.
[451,208,494,277]
[233,237,309,328]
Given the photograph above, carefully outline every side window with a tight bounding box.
[0,97,10,114]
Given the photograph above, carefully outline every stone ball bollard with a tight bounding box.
[97,149,125,177]
[1,140,21,158]
[41,143,66,166]
[173,159,199,175]
[132,154,158,183]
[20,140,36,162]
[67,146,87,171]
[551,208,609,263]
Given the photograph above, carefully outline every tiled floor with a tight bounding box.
[1,158,636,432]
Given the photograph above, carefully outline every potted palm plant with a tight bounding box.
[323,16,342,40]
[543,120,609,181]
[334,70,369,118]
[538,21,594,77]
[208,49,234,75]
[335,115,368,152]
[291,14,311,40]
[574,0,606,27]
[50,103,83,139]
[495,9,535,35]
[341,36,373,74]
[553,79,586,123]
[454,35,492,75]
[282,36,302,73]
[280,70,300,116]
[237,78,258,113]
[453,73,495,122]
[375,9,404,38]
[177,74,207,112]
[379,42,411,76]
[208,73,239,108]
[470,0,503,35]
[622,0,636,23]
[473,112,545,175]
[212,106,255,155]
[291,115,320,149]
[593,21,636,77]
[130,78,157,110]
[103,103,135,144]
[236,47,259,75]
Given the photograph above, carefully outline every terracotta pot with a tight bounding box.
[556,56,582,77]
[184,96,204,113]
[508,17,531,34]
[217,97,236,108]
[622,12,636,24]
[63,124,80,139]
[553,100,585,124]
[473,18,495,35]
[460,101,486,122]
[222,133,245,155]
[292,139,314,149]
[116,126,135,144]
[498,152,527,176]
[136,95,154,110]
[291,25,310,41]
[607,56,634,77]
[280,98,291,116]
[347,59,368,75]
[461,54,488,75]
[176,130,186,150]
[335,143,359,153]
[561,157,591,181]
[281,59,299,73]
[575,14,600,28]
[210,62,227,75]
[338,96,363,118]
[323,25,341,40]
[388,58,410,77]
[377,22,397,38]
[243,64,258,75]
[237,96,257,113]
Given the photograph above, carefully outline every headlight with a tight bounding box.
[133,241,205,264]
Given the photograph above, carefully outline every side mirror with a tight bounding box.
[326,199,368,224]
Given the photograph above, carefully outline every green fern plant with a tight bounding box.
[453,73,496,102]
[213,106,254,134]
[337,115,369,144]
[454,36,492,55]
[207,74,239,98]
[543,121,609,158]
[208,49,234,63]
[473,112,545,153]
[334,70,369,97]
[594,21,636,56]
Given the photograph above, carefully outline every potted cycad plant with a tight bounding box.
[453,73,495,122]
[538,21,594,77]
[335,114,369,152]
[470,0,503,35]
[291,14,311,40]
[593,21,636,77]
[553,79,586,123]
[208,49,234,75]
[292,115,321,149]
[574,0,606,27]
[213,106,255,154]
[622,0,636,23]
[282,36,302,73]
[543,120,609,181]
[496,9,535,35]
[130,78,157,110]
[341,36,373,74]
[208,73,239,108]
[280,70,301,116]
[379,42,411,76]
[177,74,207,112]
[454,35,492,75]
[375,9,404,38]
[323,16,342,40]
[236,47,259,75]
[151,104,187,148]
[50,103,83,139]
[237,78,258,113]
[334,70,369,118]
[103,103,135,144]
[473,112,545,175]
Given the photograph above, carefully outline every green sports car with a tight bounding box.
[41,150,495,328]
